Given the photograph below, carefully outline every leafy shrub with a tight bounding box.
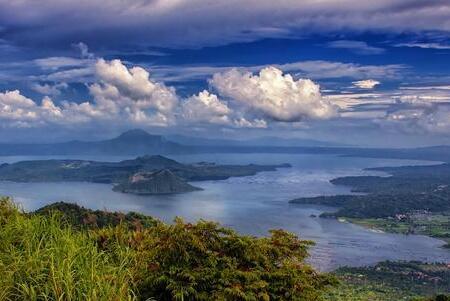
[93,218,335,300]
[34,201,157,230]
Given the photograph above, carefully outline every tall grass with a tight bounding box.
[0,197,137,301]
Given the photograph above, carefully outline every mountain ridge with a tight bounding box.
[0,129,185,156]
[0,129,449,162]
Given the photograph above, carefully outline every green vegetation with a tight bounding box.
[330,163,450,197]
[291,190,450,219]
[326,261,450,301]
[34,201,158,230]
[0,197,335,301]
[0,155,290,184]
[0,198,136,300]
[348,212,450,248]
[290,193,450,248]
[425,295,450,301]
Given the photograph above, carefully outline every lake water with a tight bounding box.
[0,153,449,271]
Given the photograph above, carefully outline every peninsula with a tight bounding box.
[290,163,450,248]
[0,155,290,194]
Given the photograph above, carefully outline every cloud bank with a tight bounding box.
[0,59,335,131]
[384,105,450,134]
[0,59,180,129]
[1,58,449,138]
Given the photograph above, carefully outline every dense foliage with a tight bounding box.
[326,261,450,301]
[0,197,335,301]
[34,201,158,230]
[425,295,450,301]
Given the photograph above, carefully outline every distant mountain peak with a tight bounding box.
[116,129,157,140]
[133,155,182,167]
[136,154,175,162]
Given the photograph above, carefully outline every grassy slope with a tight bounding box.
[0,197,334,301]
[0,199,136,300]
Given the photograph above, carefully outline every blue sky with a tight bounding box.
[0,0,449,146]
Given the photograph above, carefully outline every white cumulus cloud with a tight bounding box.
[181,90,268,128]
[0,90,64,127]
[88,59,179,126]
[0,59,181,129]
[210,67,338,121]
[182,90,231,125]
[94,59,178,114]
[352,79,380,89]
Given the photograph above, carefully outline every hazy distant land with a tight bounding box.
[1,129,450,162]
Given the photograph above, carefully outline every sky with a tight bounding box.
[0,0,449,147]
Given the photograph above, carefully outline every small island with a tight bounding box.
[113,169,202,194]
[0,155,290,195]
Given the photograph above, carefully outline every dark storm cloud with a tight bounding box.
[0,0,449,49]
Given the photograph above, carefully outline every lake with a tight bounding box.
[0,153,449,271]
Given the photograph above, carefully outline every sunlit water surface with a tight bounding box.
[0,153,448,270]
